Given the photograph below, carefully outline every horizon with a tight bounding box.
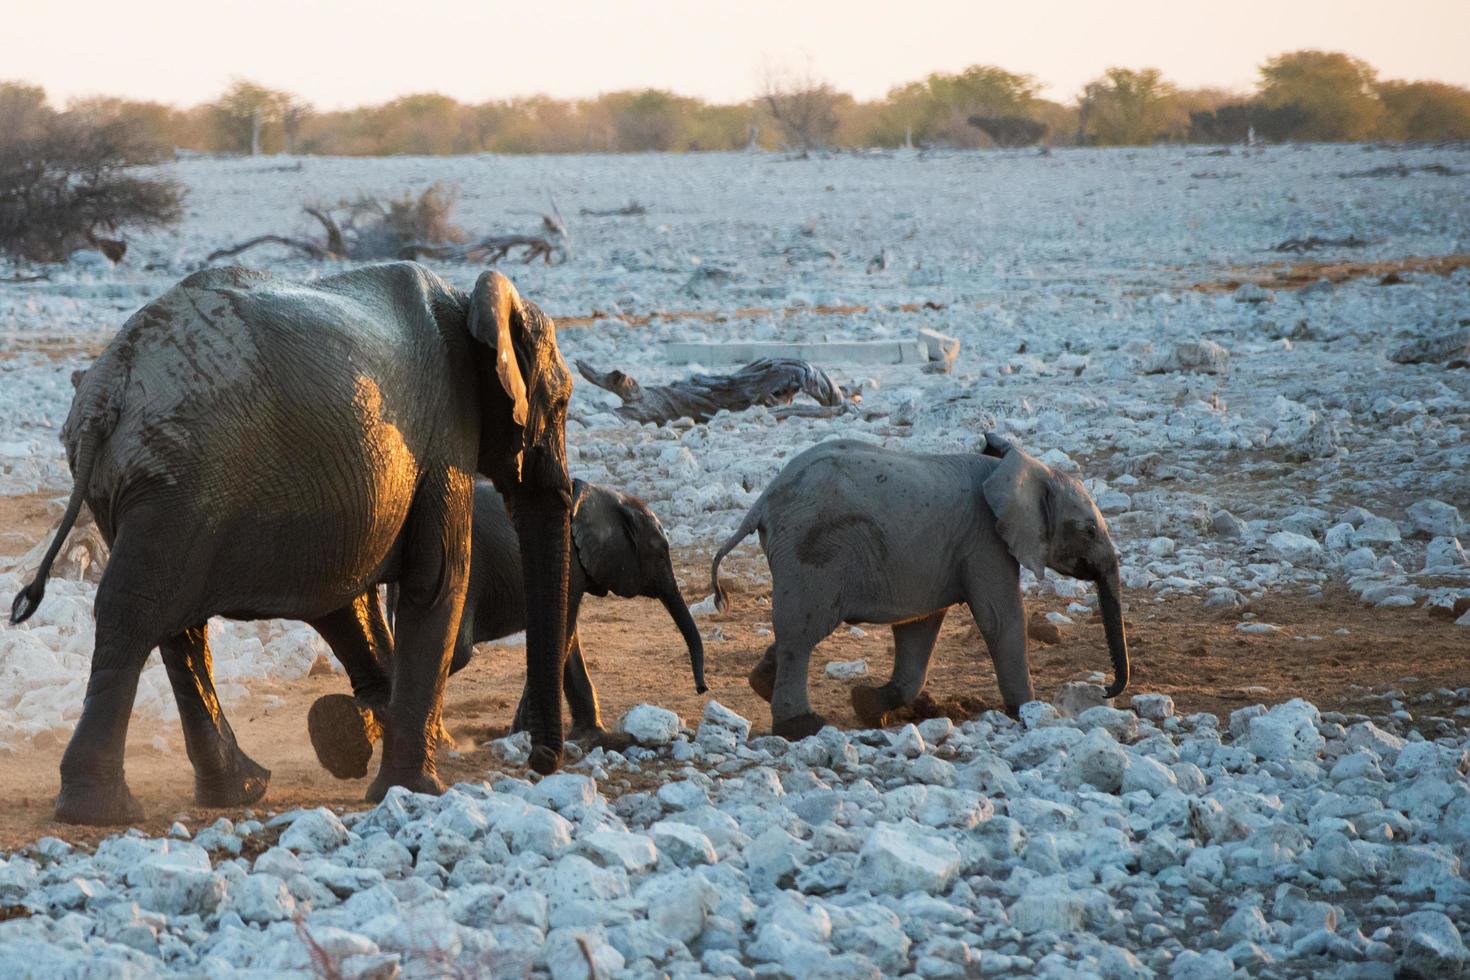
[4,0,1469,111]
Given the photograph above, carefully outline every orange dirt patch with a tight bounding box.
[1194,253,1470,293]
[554,301,946,329]
[1,552,1465,851]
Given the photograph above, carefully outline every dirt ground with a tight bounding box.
[2,539,1467,852]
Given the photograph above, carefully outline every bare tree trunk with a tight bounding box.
[250,109,262,156]
[575,357,850,425]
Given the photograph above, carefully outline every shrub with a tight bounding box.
[0,116,184,263]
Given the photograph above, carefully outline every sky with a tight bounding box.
[5,0,1469,109]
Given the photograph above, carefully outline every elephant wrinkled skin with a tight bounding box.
[10,262,574,824]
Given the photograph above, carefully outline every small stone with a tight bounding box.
[856,823,960,895]
[1399,910,1468,977]
[825,659,869,680]
[1267,531,1322,564]
[619,704,682,746]
[1055,682,1109,716]
[1063,727,1129,792]
[1248,699,1324,761]
[697,700,752,752]
[1407,499,1465,538]
[1132,693,1175,721]
[651,821,718,866]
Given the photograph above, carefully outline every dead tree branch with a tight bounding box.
[399,234,564,264]
[206,234,337,262]
[576,357,852,425]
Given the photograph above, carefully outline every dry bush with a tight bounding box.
[0,116,183,263]
[341,182,466,258]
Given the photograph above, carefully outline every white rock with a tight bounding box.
[1407,499,1465,539]
[651,821,718,866]
[1425,537,1468,571]
[528,774,598,812]
[1267,531,1322,564]
[825,659,869,680]
[1132,693,1175,721]
[1399,910,1468,977]
[1355,515,1401,545]
[1146,340,1230,375]
[578,830,657,874]
[544,926,625,980]
[1121,754,1178,796]
[1063,727,1129,793]
[1248,699,1324,761]
[856,823,960,895]
[279,808,351,853]
[696,700,752,751]
[636,871,718,944]
[619,704,682,746]
[229,873,297,924]
[1055,682,1110,717]
[1075,705,1139,741]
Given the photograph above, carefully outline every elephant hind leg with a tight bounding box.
[160,624,270,807]
[55,546,173,825]
[767,595,842,741]
[748,642,778,702]
[851,610,947,728]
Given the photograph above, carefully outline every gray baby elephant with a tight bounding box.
[710,435,1129,738]
[309,478,707,778]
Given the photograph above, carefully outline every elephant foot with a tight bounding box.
[748,662,776,703]
[194,749,271,808]
[851,684,898,729]
[308,693,382,780]
[772,712,828,741]
[581,727,636,753]
[366,766,446,803]
[528,745,562,776]
[54,776,145,826]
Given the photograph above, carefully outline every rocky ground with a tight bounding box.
[1,144,1468,976]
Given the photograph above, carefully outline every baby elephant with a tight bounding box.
[310,478,706,777]
[710,435,1129,738]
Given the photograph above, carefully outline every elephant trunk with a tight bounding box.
[660,587,708,694]
[512,491,572,775]
[1097,569,1130,699]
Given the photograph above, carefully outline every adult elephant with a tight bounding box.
[10,262,574,825]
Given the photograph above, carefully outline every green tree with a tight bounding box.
[1080,68,1183,145]
[1377,80,1470,141]
[872,65,1039,147]
[1258,50,1383,140]
[210,80,297,154]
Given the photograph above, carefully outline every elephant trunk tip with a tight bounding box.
[1104,676,1127,699]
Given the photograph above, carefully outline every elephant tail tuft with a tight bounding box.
[11,428,101,625]
[710,500,764,613]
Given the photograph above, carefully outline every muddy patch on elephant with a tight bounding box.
[795,513,888,567]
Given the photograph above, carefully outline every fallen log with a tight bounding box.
[576,357,851,425]
[398,234,564,265]
[579,201,648,217]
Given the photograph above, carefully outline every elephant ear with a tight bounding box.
[981,435,1054,579]
[466,271,572,495]
[572,484,643,599]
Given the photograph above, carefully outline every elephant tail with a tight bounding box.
[11,427,101,624]
[711,499,764,612]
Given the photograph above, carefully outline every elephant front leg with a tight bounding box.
[160,625,270,807]
[968,581,1033,717]
[366,474,471,802]
[852,610,946,728]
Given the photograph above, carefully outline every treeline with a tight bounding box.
[4,51,1468,160]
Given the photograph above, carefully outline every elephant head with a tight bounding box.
[981,433,1130,698]
[465,271,574,773]
[572,482,708,693]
